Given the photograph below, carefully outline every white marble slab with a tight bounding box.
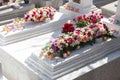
[25,21,120,79]
[26,37,120,80]
[0,32,120,80]
[0,2,35,22]
[59,5,101,18]
[101,1,118,17]
[29,0,63,9]
[115,0,120,21]
[0,12,71,45]
[0,20,120,80]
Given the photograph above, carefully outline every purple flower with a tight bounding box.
[97,31,102,36]
[54,42,58,46]
[87,31,91,37]
[77,16,82,21]
[63,53,67,58]
[50,40,53,43]
[52,45,57,52]
[73,18,77,22]
[75,35,80,40]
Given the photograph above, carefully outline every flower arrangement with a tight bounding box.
[73,11,103,28]
[108,15,120,24]
[62,20,75,33]
[25,6,56,22]
[1,18,25,32]
[40,21,115,60]
[64,3,79,12]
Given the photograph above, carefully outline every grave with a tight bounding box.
[0,31,120,80]
[59,0,101,17]
[0,2,35,25]
[29,0,63,9]
[0,0,120,80]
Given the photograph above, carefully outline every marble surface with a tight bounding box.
[101,1,118,17]
[0,12,71,45]
[59,5,101,18]
[0,2,35,24]
[115,0,120,21]
[29,0,64,9]
[0,16,119,80]
[2,76,8,80]
[0,25,120,80]
[26,36,120,79]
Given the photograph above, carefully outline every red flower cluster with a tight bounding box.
[25,6,56,22]
[62,22,75,33]
[73,11,103,28]
[88,11,103,23]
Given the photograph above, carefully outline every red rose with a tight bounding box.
[62,23,75,33]
[73,18,77,22]
[77,16,82,21]
[67,38,73,44]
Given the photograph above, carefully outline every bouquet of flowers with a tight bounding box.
[64,3,79,12]
[40,21,115,60]
[25,6,56,22]
[62,20,75,33]
[73,11,103,28]
[1,18,25,33]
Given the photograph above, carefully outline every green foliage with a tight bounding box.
[76,20,89,28]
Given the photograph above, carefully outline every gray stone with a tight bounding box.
[0,63,3,80]
[75,54,120,80]
[101,1,118,17]
[0,12,70,45]
[29,0,63,9]
[26,37,120,80]
[0,2,35,25]
[59,0,101,18]
[115,0,120,21]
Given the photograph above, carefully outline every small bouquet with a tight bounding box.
[1,18,25,33]
[64,3,79,12]
[73,11,103,28]
[62,20,75,33]
[25,6,56,22]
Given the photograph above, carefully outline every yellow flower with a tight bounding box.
[102,36,108,41]
[49,54,54,60]
[67,51,71,55]
[40,50,44,55]
[43,53,48,58]
[4,26,10,32]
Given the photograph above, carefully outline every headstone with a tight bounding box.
[29,0,63,9]
[115,0,120,21]
[59,0,100,17]
[0,2,35,25]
